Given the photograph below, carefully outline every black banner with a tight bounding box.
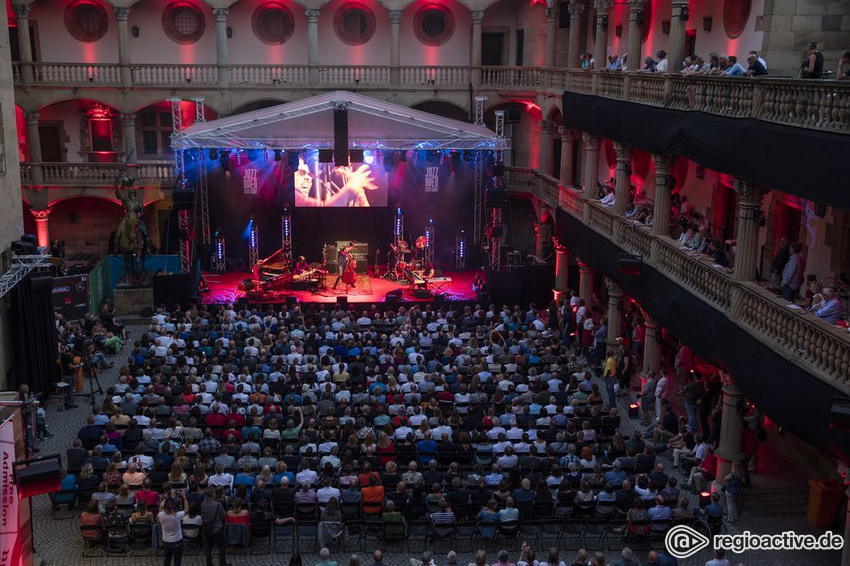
[51,275,90,321]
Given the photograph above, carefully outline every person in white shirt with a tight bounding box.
[655,373,668,421]
[704,549,731,566]
[158,491,189,562]
[655,50,669,72]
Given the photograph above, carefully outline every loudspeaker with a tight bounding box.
[15,457,61,498]
[319,149,334,163]
[486,189,508,207]
[414,289,432,299]
[493,163,505,177]
[30,275,53,293]
[337,297,348,308]
[830,398,850,431]
[618,254,642,276]
[349,149,364,163]
[172,190,195,210]
[385,289,403,303]
[238,279,256,291]
[334,107,349,166]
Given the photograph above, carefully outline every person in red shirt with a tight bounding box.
[135,479,161,508]
[358,461,380,488]
[689,445,718,493]
[361,474,385,515]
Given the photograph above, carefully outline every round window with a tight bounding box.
[64,0,109,43]
[253,3,295,45]
[414,4,454,46]
[163,2,206,45]
[723,0,751,39]
[334,3,376,45]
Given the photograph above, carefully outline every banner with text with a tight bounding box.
[0,416,21,566]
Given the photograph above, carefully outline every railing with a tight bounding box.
[505,167,850,391]
[23,162,177,186]
[14,63,850,131]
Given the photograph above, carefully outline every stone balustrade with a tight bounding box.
[23,162,177,186]
[14,63,850,131]
[505,167,850,391]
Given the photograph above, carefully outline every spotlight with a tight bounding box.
[209,149,219,160]
[450,151,460,170]
[397,150,407,163]
[274,149,282,162]
[219,154,230,172]
[363,151,374,165]
[383,152,394,173]
[349,149,364,163]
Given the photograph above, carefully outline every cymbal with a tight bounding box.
[398,240,410,250]
[415,236,427,249]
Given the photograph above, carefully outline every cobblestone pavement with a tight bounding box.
[30,324,842,566]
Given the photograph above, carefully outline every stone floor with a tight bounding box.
[29,324,843,566]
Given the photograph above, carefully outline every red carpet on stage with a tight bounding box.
[202,269,478,304]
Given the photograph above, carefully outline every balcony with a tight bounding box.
[20,162,178,187]
[14,63,850,133]
[505,167,850,394]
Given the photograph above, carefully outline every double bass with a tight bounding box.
[341,251,357,287]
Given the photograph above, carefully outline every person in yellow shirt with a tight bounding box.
[603,352,617,409]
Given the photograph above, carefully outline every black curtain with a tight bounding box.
[562,91,850,209]
[10,274,59,395]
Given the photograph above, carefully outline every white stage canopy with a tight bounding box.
[172,91,508,152]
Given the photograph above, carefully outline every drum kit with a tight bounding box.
[388,237,432,281]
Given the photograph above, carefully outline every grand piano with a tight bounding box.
[257,247,291,280]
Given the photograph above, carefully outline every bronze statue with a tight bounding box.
[114,175,150,281]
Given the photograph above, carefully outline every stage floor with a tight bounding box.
[201,268,478,305]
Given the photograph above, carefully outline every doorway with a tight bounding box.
[39,123,66,163]
[481,32,505,66]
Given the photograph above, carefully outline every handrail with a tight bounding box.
[14,64,850,131]
[504,167,850,391]
[22,162,177,185]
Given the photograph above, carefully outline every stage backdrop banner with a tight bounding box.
[293,150,387,207]
[1,416,22,566]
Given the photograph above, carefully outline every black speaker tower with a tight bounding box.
[334,106,349,167]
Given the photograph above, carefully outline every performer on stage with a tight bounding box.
[293,255,311,274]
[333,243,354,288]
[294,159,378,207]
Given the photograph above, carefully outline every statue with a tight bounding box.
[114,175,151,282]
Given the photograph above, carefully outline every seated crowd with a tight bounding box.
[54,301,729,562]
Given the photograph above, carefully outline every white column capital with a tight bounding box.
[24,111,40,124]
[613,141,632,161]
[121,112,136,125]
[12,3,31,18]
[605,277,622,297]
[628,0,646,11]
[213,8,229,21]
[471,11,485,25]
[594,0,614,16]
[539,119,553,134]
[558,126,572,141]
[389,10,402,24]
[569,1,584,17]
[546,7,558,22]
[733,179,770,206]
[114,7,130,21]
[551,236,568,253]
[305,8,321,22]
[652,154,674,176]
[30,207,52,220]
[582,132,600,147]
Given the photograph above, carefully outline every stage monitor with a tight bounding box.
[294,149,387,208]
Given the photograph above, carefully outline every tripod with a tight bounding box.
[74,351,103,405]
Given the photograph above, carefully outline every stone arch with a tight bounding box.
[231,98,288,115]
[34,98,123,163]
[410,99,470,122]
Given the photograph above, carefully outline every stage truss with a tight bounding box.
[168,97,191,274]
[473,96,486,249]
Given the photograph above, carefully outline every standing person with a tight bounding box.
[781,242,806,301]
[603,351,617,410]
[159,491,189,566]
[333,243,354,289]
[640,371,656,427]
[201,487,227,566]
[674,344,693,395]
[683,375,704,433]
[800,41,824,79]
[654,371,668,422]
[722,461,743,523]
[769,237,790,290]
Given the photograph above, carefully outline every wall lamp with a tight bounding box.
[661,20,670,34]
[703,16,713,32]
[131,26,139,37]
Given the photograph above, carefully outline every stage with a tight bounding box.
[201,268,479,305]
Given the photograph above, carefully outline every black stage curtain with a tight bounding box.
[10,274,59,396]
[562,91,850,209]
[153,273,195,308]
[486,265,555,308]
[556,208,850,463]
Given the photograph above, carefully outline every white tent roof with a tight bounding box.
[172,91,508,151]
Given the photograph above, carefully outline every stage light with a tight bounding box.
[462,150,473,163]
[364,151,374,165]
[349,149,364,163]
[219,154,230,172]
[455,228,466,270]
[319,149,334,163]
[397,150,407,163]
[426,151,437,163]
[248,150,259,162]
[395,208,403,237]
[209,149,219,160]
[450,151,460,169]
[274,149,282,161]
[383,152,394,173]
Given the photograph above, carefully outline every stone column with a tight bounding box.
[306,9,320,85]
[668,0,689,74]
[593,0,613,68]
[838,463,850,566]
[30,207,52,248]
[12,3,34,84]
[643,316,662,373]
[626,0,645,69]
[714,373,745,486]
[470,11,484,88]
[567,2,585,69]
[582,132,600,200]
[389,10,402,86]
[613,142,632,215]
[534,220,550,258]
[578,258,593,309]
[25,111,43,186]
[553,237,569,302]
[539,120,553,177]
[605,278,623,353]
[558,126,574,187]
[122,113,137,164]
[652,154,673,236]
[114,7,132,88]
[214,8,229,84]
[545,7,558,68]
[732,180,770,281]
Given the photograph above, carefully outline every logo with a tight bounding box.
[665,525,711,559]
